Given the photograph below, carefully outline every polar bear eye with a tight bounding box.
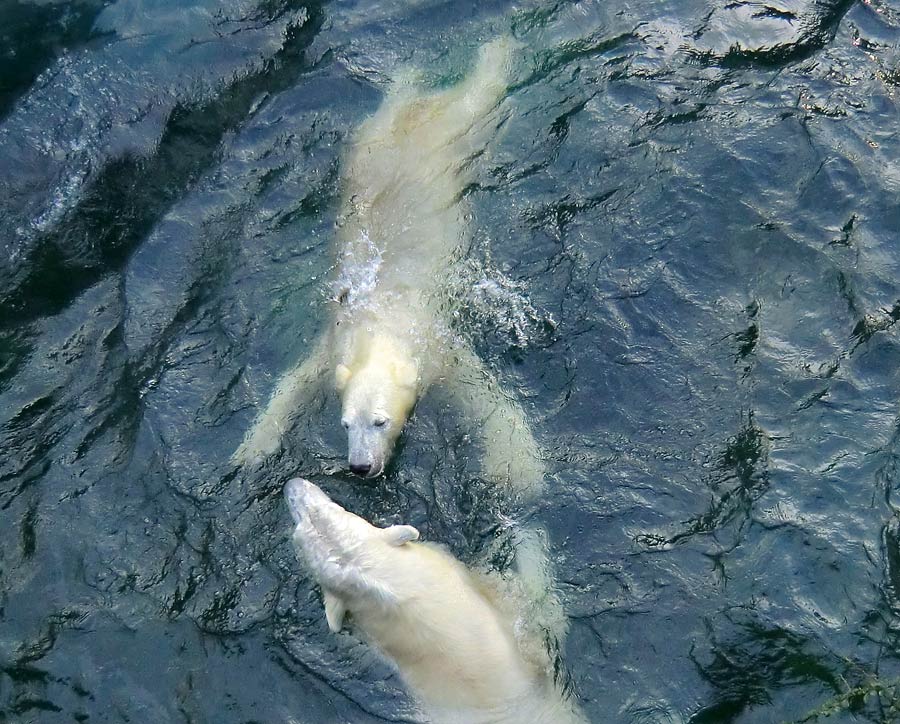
[341,419,350,429]
[373,416,388,427]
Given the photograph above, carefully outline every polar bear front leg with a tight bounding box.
[447,345,546,499]
[232,334,330,468]
[508,524,569,649]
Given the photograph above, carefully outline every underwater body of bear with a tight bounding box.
[233,39,545,495]
[284,478,586,723]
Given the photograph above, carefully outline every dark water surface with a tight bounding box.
[2,0,900,721]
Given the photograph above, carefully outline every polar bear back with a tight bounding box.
[350,541,545,710]
[351,540,584,723]
[334,40,513,320]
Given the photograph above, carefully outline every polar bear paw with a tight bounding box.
[231,418,284,468]
[482,442,546,498]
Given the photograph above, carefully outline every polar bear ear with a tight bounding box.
[335,363,353,391]
[323,589,347,632]
[382,524,420,546]
[391,358,418,390]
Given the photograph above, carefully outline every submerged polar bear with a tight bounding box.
[233,39,545,494]
[285,478,585,724]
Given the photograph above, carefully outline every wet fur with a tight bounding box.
[285,478,584,723]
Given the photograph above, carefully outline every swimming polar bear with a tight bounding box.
[284,478,586,724]
[233,39,545,496]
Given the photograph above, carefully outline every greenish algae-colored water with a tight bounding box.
[1,0,899,722]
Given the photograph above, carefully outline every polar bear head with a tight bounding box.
[284,477,420,630]
[334,351,418,478]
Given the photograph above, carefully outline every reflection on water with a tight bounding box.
[1,0,899,721]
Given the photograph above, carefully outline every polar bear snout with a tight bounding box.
[348,446,385,479]
[284,477,326,524]
[348,435,385,478]
[345,418,391,478]
[284,478,373,547]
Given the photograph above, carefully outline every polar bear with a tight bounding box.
[284,478,586,724]
[233,39,545,495]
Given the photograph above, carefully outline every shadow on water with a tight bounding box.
[0,1,113,122]
[635,413,770,549]
[0,1,324,331]
[0,1,326,455]
[690,604,900,722]
[0,0,326,495]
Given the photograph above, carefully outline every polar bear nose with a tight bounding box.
[350,462,372,476]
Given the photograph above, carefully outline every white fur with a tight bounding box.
[285,478,585,724]
[233,39,545,495]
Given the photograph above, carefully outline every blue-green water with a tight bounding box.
[2,0,899,722]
